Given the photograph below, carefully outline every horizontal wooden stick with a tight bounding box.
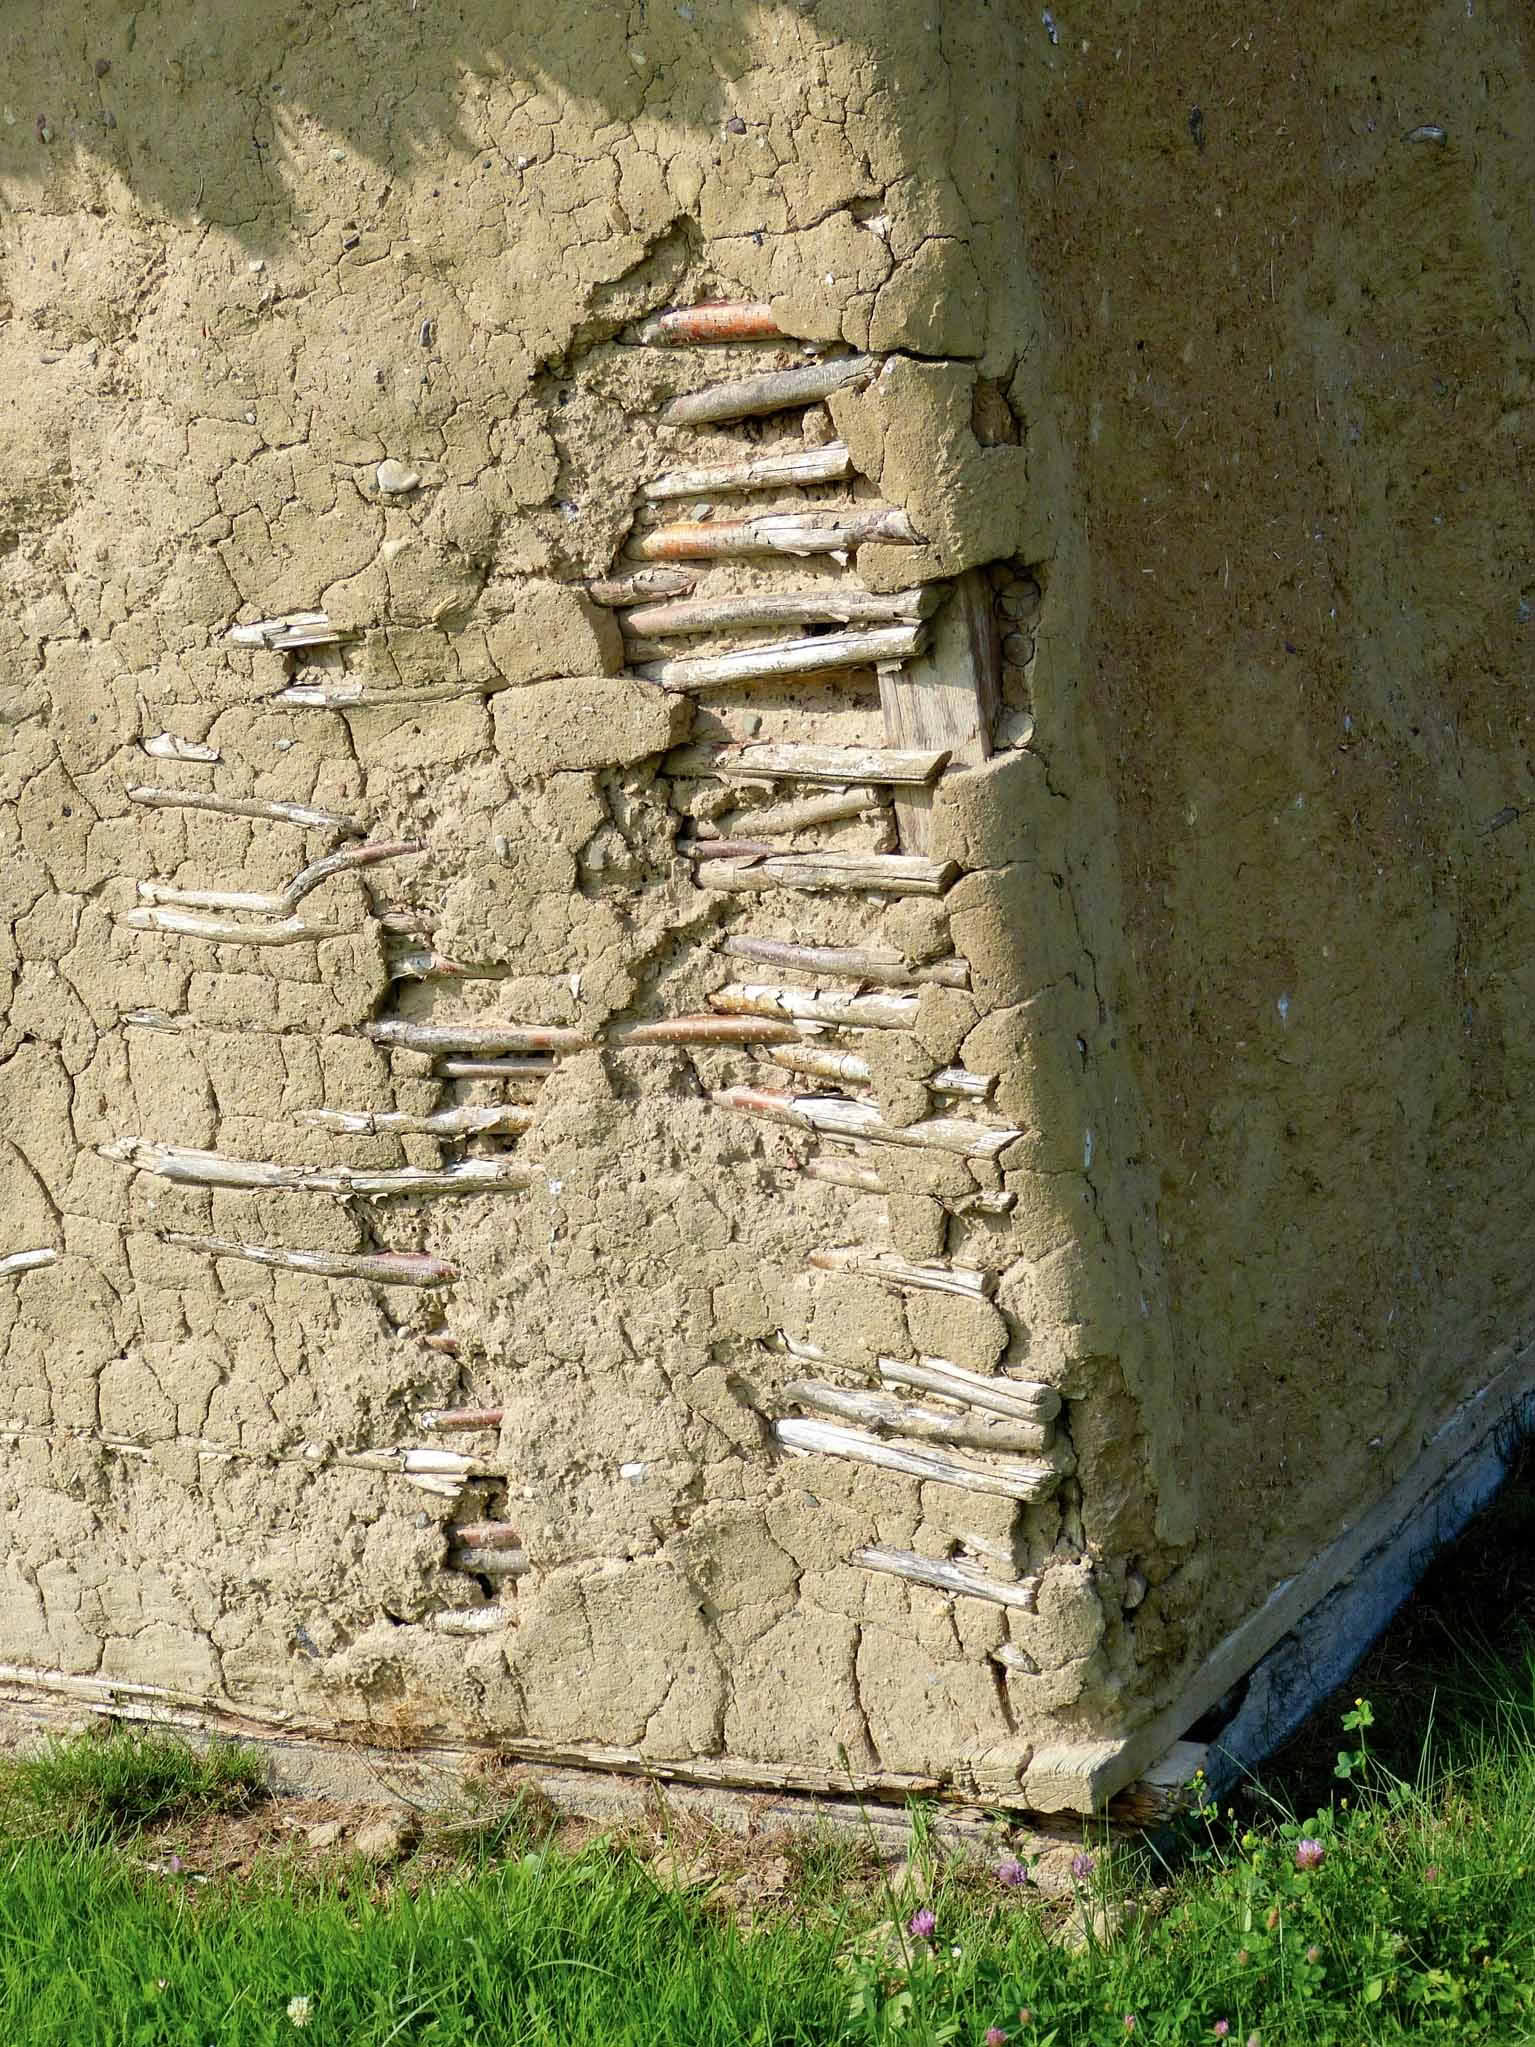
[642,445,854,503]
[0,1249,56,1278]
[160,1232,455,1287]
[803,1156,886,1194]
[765,1043,870,1086]
[367,1020,592,1054]
[104,1138,533,1197]
[297,1105,534,1137]
[438,1057,555,1081]
[774,1417,1061,1502]
[659,353,874,426]
[699,740,950,787]
[636,301,782,346]
[622,584,940,637]
[852,1545,1043,1611]
[719,936,968,990]
[421,1332,460,1354]
[274,679,503,709]
[632,507,917,562]
[947,1189,1016,1216]
[637,623,924,692]
[141,733,220,762]
[809,1245,996,1299]
[784,1380,1054,1456]
[387,949,491,982]
[127,785,365,835]
[453,1521,521,1549]
[226,611,356,649]
[609,1014,800,1048]
[877,1356,1060,1426]
[712,1087,1018,1159]
[687,837,780,861]
[449,1547,528,1579]
[710,982,918,1029]
[431,1607,507,1634]
[418,1406,502,1430]
[697,851,956,897]
[720,788,885,837]
[119,908,346,946]
[587,567,699,605]
[139,839,421,916]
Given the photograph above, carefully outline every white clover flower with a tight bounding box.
[286,1995,313,2028]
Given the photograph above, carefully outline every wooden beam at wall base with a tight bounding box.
[1022,1337,1535,1815]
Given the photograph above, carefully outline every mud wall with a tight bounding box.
[0,0,1528,1803]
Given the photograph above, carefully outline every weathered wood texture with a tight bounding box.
[878,568,999,852]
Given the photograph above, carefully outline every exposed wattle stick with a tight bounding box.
[709,981,918,1029]
[103,1138,533,1197]
[367,1021,593,1054]
[297,1105,533,1137]
[719,936,968,990]
[659,353,875,425]
[587,567,698,605]
[640,443,854,502]
[160,1232,456,1287]
[636,623,925,691]
[697,851,956,897]
[636,301,783,345]
[774,1416,1062,1503]
[127,785,365,835]
[139,839,421,916]
[621,583,940,636]
[712,1086,1018,1159]
[631,506,917,561]
[851,1545,1043,1611]
[226,611,356,650]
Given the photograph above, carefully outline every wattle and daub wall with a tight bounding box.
[0,1,1529,1811]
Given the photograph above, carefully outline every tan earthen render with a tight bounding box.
[0,2,1530,1813]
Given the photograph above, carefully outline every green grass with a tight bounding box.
[0,1472,1533,2044]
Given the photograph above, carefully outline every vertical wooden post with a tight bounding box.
[877,570,999,852]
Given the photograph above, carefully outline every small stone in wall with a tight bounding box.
[376,459,421,494]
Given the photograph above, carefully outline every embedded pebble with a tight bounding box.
[376,459,421,494]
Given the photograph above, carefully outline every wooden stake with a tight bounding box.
[719,936,968,989]
[784,1380,1054,1456]
[226,612,356,650]
[160,1232,456,1287]
[712,1087,1019,1159]
[587,567,699,605]
[139,839,421,916]
[641,443,853,501]
[687,838,780,861]
[635,301,782,346]
[438,1057,555,1081]
[878,568,999,854]
[421,1332,460,1355]
[709,982,918,1029]
[851,1545,1043,1611]
[946,1189,1017,1216]
[274,680,505,710]
[697,851,956,898]
[774,1417,1062,1502]
[119,908,347,946]
[622,584,941,638]
[126,786,366,835]
[0,1249,56,1278]
[659,354,874,426]
[297,1105,534,1137]
[809,1246,996,1299]
[103,1138,534,1197]
[632,506,917,562]
[419,1407,502,1430]
[367,1021,593,1055]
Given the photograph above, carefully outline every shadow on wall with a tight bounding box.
[0,0,917,248]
